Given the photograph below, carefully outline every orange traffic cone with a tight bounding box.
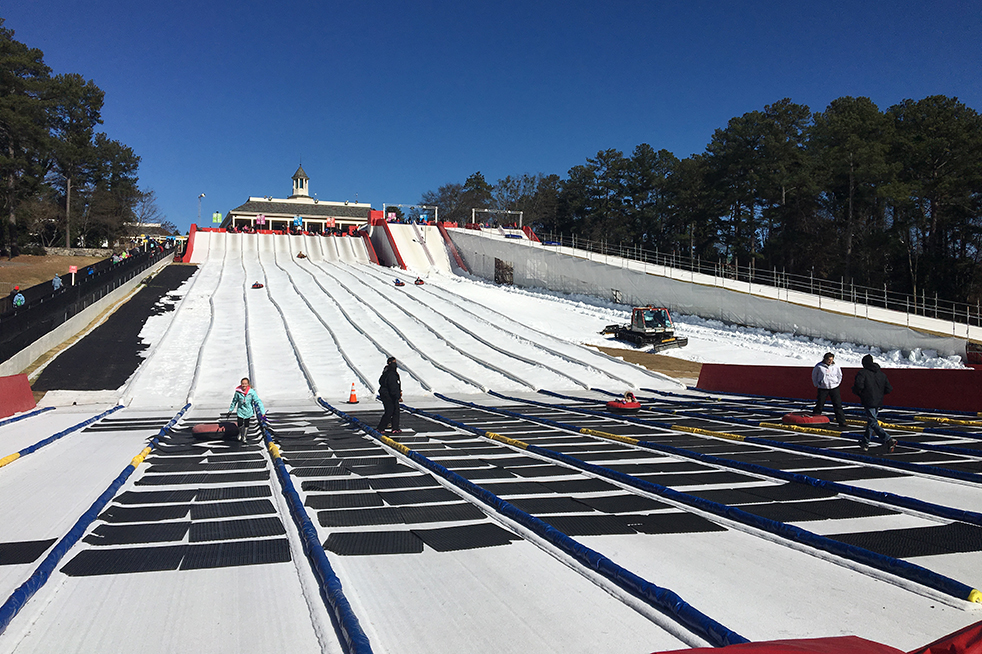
[347,383,358,404]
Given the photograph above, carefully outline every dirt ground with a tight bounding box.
[596,346,703,384]
[0,254,104,294]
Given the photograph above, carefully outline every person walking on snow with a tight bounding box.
[376,356,402,434]
[229,377,265,442]
[851,355,895,452]
[811,352,847,428]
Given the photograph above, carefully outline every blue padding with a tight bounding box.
[18,405,125,458]
[255,406,373,654]
[338,398,748,647]
[459,392,980,604]
[0,406,55,429]
[0,404,189,636]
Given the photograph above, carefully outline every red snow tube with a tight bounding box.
[192,421,239,439]
[606,400,641,413]
[781,412,830,425]
[414,278,425,285]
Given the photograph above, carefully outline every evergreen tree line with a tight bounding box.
[0,18,171,256]
[420,96,982,305]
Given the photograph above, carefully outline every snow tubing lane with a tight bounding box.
[782,412,830,425]
[253,409,374,654]
[322,397,749,648]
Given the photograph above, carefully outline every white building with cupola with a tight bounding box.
[221,166,374,233]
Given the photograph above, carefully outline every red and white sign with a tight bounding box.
[326,217,336,228]
[68,266,78,274]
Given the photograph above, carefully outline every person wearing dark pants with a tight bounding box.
[377,357,402,434]
[851,355,895,452]
[811,352,847,428]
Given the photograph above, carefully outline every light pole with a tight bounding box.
[197,193,206,224]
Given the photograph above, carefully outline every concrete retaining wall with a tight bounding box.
[447,229,971,359]
[0,256,173,376]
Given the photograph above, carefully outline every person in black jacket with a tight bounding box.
[851,354,895,452]
[377,356,402,434]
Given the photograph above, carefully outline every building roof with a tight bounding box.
[292,165,309,180]
[228,200,371,220]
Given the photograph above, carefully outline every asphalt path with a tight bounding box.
[33,265,197,392]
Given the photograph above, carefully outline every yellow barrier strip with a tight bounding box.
[485,432,530,449]
[379,435,411,455]
[760,422,843,437]
[970,589,982,604]
[874,421,924,432]
[129,446,153,468]
[267,442,281,459]
[672,424,746,441]
[580,428,639,446]
[0,453,21,468]
[914,415,982,427]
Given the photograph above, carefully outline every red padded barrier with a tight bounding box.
[653,635,904,654]
[908,619,982,654]
[696,364,982,413]
[181,223,197,263]
[0,374,36,420]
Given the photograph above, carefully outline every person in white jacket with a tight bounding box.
[811,352,847,427]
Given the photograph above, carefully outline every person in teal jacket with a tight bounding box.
[228,377,265,442]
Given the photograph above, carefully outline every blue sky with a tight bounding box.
[5,1,981,233]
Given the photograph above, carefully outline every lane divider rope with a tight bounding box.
[0,405,124,470]
[254,405,373,654]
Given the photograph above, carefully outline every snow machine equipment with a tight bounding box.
[601,306,688,351]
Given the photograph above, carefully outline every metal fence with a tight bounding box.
[0,246,174,365]
[538,233,982,328]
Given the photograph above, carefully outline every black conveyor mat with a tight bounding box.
[509,497,594,514]
[0,539,56,565]
[541,478,620,493]
[85,522,190,546]
[412,523,518,552]
[475,481,552,496]
[302,478,372,492]
[399,503,487,524]
[190,499,276,520]
[305,493,384,509]
[540,515,636,536]
[575,494,669,513]
[115,490,197,505]
[368,475,440,490]
[196,485,272,501]
[189,517,286,542]
[630,512,728,534]
[99,505,191,523]
[831,522,982,558]
[136,472,270,485]
[325,531,424,556]
[319,507,405,527]
[377,487,461,505]
[180,539,291,570]
[62,544,186,576]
